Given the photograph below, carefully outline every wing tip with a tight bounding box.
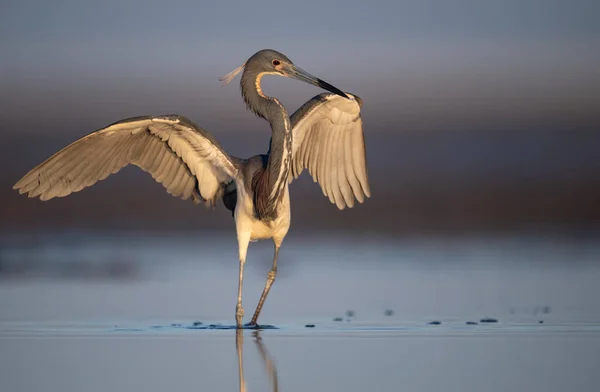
[13,184,32,199]
[13,174,32,190]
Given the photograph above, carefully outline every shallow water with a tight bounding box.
[1,233,600,391]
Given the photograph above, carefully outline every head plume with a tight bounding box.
[218,62,246,86]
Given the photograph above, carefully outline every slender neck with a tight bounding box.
[241,67,293,219]
[240,68,285,121]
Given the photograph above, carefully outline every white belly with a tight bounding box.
[235,185,291,243]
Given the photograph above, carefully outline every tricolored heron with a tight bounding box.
[13,49,371,328]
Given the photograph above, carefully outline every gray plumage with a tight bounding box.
[13,49,370,328]
[14,115,237,205]
[290,93,369,209]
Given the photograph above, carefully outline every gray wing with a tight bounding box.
[290,93,370,209]
[14,115,240,206]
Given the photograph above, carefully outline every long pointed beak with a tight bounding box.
[288,65,349,99]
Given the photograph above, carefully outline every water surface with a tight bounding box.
[1,233,599,391]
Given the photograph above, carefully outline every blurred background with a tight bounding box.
[1,0,599,236]
[0,0,599,281]
[2,3,600,391]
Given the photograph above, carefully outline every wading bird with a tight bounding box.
[13,49,370,328]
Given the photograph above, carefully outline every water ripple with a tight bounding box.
[2,320,600,337]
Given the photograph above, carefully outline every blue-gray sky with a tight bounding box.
[1,0,599,133]
[1,0,600,233]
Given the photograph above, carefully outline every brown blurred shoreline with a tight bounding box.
[2,126,600,237]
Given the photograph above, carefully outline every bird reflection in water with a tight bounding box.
[236,330,279,392]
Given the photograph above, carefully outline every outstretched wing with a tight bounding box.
[290,93,370,209]
[14,115,240,206]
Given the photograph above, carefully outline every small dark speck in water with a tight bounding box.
[480,318,498,323]
[333,317,343,322]
[465,321,478,325]
[539,320,544,324]
[346,310,355,318]
[384,309,394,316]
[170,323,182,327]
[305,324,316,328]
[428,321,441,325]
[193,321,203,326]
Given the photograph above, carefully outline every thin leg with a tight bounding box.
[249,243,280,325]
[236,258,245,328]
[236,329,247,392]
[236,232,251,328]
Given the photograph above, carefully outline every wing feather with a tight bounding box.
[290,93,370,209]
[167,163,188,196]
[329,128,343,207]
[155,146,178,184]
[322,122,335,200]
[72,136,116,191]
[151,143,170,180]
[343,127,363,203]
[337,130,355,207]
[311,127,323,183]
[351,126,371,197]
[308,125,323,182]
[181,175,195,200]
[304,127,316,176]
[14,115,239,206]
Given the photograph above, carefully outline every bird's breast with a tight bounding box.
[235,184,290,242]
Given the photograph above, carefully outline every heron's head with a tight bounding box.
[220,49,349,99]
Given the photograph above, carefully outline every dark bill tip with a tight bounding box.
[316,78,349,99]
[289,65,350,99]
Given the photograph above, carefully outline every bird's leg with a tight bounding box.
[236,259,246,328]
[236,232,251,328]
[249,242,280,325]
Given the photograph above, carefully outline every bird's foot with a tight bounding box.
[236,304,245,328]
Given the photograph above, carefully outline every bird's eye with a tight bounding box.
[272,59,281,66]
